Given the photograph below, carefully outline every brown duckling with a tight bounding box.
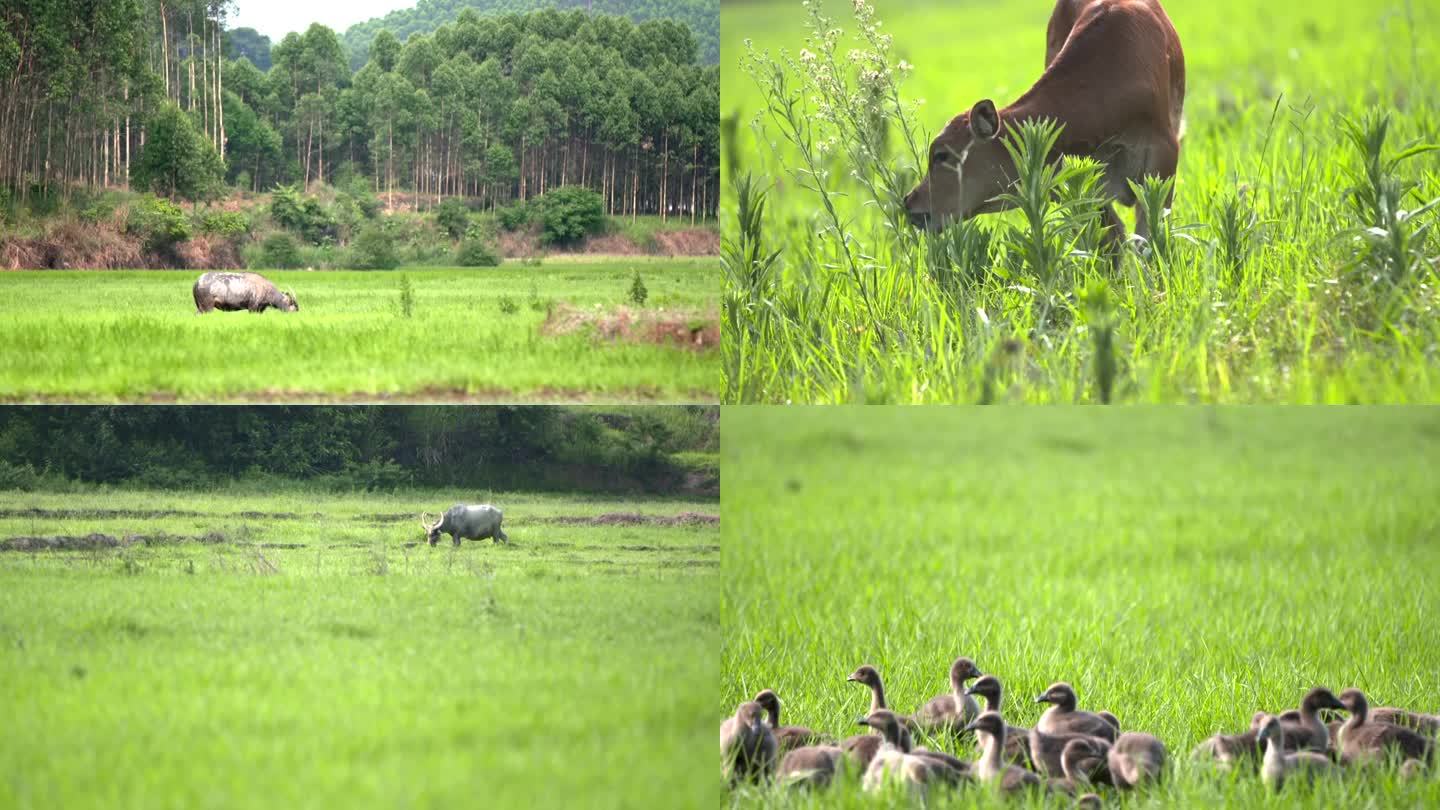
[1107,732,1168,789]
[966,711,1044,796]
[1097,711,1121,731]
[753,689,835,753]
[1029,725,1112,780]
[912,656,983,737]
[1336,688,1434,766]
[720,700,777,785]
[1370,707,1440,736]
[1191,729,1261,773]
[846,664,915,749]
[1035,682,1118,742]
[858,710,968,793]
[1276,687,1346,753]
[1047,736,1110,795]
[841,734,883,773]
[776,745,847,789]
[1257,715,1332,791]
[965,674,1034,767]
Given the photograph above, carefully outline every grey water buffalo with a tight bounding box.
[193,272,299,313]
[419,504,509,546]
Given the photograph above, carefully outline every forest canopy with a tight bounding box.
[0,2,719,220]
[341,0,720,69]
[0,406,719,494]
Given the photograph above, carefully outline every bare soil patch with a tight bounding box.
[541,304,718,351]
[1,531,231,551]
[539,512,719,526]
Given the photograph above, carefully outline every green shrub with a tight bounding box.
[126,195,191,253]
[78,195,117,224]
[351,224,401,270]
[497,201,532,231]
[270,184,337,245]
[535,186,605,246]
[259,233,303,269]
[435,198,471,240]
[197,209,250,238]
[629,271,649,306]
[497,296,518,314]
[455,238,500,267]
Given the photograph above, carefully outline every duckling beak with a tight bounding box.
[963,686,977,696]
[1034,694,1049,704]
[855,717,872,728]
[846,675,859,682]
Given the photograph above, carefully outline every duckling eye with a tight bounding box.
[931,150,948,167]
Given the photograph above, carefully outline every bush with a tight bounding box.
[436,198,471,240]
[351,224,400,269]
[270,184,337,245]
[197,209,250,238]
[497,201,532,231]
[126,195,191,253]
[259,233,303,269]
[628,270,649,306]
[535,186,605,246]
[455,238,500,267]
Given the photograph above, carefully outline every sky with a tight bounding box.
[228,0,416,41]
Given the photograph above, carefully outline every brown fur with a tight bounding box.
[1108,731,1167,789]
[904,0,1186,244]
[912,657,983,737]
[1035,682,1119,741]
[721,701,778,785]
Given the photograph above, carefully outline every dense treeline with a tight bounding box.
[0,406,719,494]
[340,0,719,69]
[1,3,719,221]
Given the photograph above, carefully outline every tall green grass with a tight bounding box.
[720,0,1440,402]
[721,406,1440,807]
[0,486,718,809]
[0,261,718,402]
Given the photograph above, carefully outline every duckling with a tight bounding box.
[1336,688,1434,766]
[1035,682,1118,742]
[965,674,1034,767]
[858,710,968,793]
[1256,715,1332,791]
[1029,725,1112,779]
[1400,759,1426,780]
[1191,729,1261,773]
[753,689,835,753]
[1047,736,1110,795]
[1276,687,1346,753]
[1107,732,1168,789]
[841,734,883,773]
[913,656,983,737]
[846,664,915,749]
[1370,707,1440,736]
[776,745,847,789]
[1097,711,1121,731]
[720,700,777,785]
[965,711,1044,796]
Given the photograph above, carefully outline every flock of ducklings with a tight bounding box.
[721,657,1438,803]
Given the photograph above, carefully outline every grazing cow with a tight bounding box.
[193,272,299,313]
[419,504,509,547]
[904,0,1185,245]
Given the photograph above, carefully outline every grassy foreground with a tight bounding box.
[0,259,717,402]
[721,0,1440,403]
[0,487,718,809]
[721,406,1440,807]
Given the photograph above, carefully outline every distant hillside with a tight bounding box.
[341,0,719,68]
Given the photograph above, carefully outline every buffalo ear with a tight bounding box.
[969,99,999,141]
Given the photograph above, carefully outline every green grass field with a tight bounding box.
[721,0,1440,403]
[721,406,1440,807]
[0,486,718,809]
[0,259,717,402]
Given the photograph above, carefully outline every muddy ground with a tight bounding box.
[0,511,719,552]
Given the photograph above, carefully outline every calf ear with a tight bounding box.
[969,99,999,141]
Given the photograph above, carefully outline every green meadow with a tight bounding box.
[0,486,718,809]
[721,406,1440,807]
[0,259,717,402]
[721,0,1440,402]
